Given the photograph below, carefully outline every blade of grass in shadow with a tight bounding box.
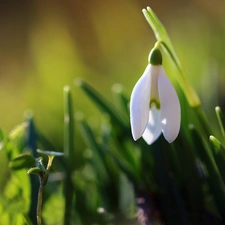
[25,112,37,158]
[9,154,36,170]
[100,115,141,185]
[79,116,130,214]
[63,86,75,225]
[72,180,103,224]
[106,148,139,185]
[78,117,111,182]
[190,125,225,222]
[173,131,204,225]
[215,107,225,138]
[78,115,139,188]
[76,79,135,167]
[100,110,139,174]
[210,136,225,185]
[75,79,129,132]
[64,86,75,168]
[150,137,190,225]
[168,174,191,225]
[24,113,39,225]
[111,83,129,119]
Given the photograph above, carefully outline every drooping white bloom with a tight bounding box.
[130,49,180,145]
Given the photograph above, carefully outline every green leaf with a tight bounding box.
[63,86,75,225]
[142,7,201,108]
[24,112,38,158]
[23,113,39,225]
[42,189,64,224]
[172,131,204,225]
[150,138,190,225]
[106,148,138,184]
[78,118,111,182]
[64,86,75,169]
[111,83,129,118]
[37,149,64,157]
[210,136,225,184]
[0,123,28,157]
[9,122,28,140]
[142,7,177,65]
[22,214,33,225]
[118,173,135,216]
[9,154,36,170]
[142,7,168,41]
[190,125,225,222]
[215,106,225,138]
[2,169,31,218]
[76,79,129,131]
[27,167,42,175]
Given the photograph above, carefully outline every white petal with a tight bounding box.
[158,68,181,143]
[142,107,162,145]
[130,64,151,140]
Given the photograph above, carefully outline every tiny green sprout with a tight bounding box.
[28,149,64,225]
[37,149,64,171]
[209,135,221,154]
[215,106,225,138]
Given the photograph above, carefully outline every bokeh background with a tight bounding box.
[1,0,225,224]
[1,0,225,147]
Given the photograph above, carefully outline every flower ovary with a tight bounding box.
[148,48,162,65]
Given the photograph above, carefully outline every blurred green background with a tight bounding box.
[1,1,225,224]
[1,0,225,147]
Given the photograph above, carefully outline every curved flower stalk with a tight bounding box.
[142,7,200,108]
[130,48,180,145]
[142,7,212,138]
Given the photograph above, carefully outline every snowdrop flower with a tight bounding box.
[130,48,180,145]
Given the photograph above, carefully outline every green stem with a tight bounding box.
[63,173,74,225]
[143,8,201,107]
[63,86,75,225]
[37,183,44,225]
[64,86,74,167]
[215,106,225,138]
[157,41,212,136]
[159,41,201,107]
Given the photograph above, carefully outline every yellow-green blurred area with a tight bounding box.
[1,1,225,224]
[0,0,225,147]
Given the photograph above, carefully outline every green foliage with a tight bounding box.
[27,167,42,175]
[9,154,36,170]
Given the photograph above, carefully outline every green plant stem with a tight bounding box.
[64,86,74,168]
[159,41,200,107]
[143,8,201,107]
[37,183,44,225]
[63,173,74,225]
[157,42,212,136]
[63,86,75,225]
[215,106,225,138]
